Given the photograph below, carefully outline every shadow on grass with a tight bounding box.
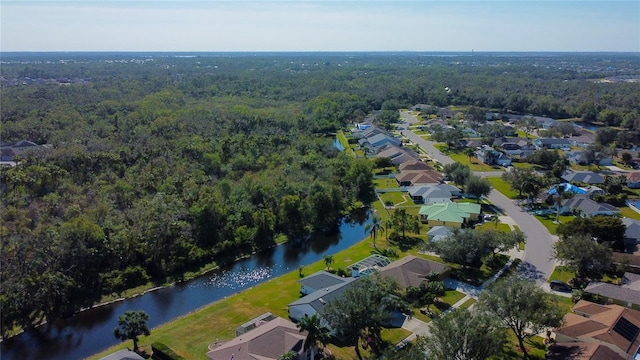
[389,235,424,252]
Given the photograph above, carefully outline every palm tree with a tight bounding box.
[492,215,501,229]
[553,184,568,223]
[297,313,330,355]
[364,215,384,248]
[323,255,334,271]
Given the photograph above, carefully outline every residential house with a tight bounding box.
[298,271,349,296]
[395,171,443,187]
[427,226,454,242]
[0,140,44,166]
[457,139,482,149]
[100,349,145,360]
[407,184,461,204]
[474,147,512,166]
[627,172,640,189]
[546,342,625,360]
[288,277,357,323]
[583,186,605,199]
[583,272,640,310]
[437,107,454,120]
[418,202,482,228]
[533,116,557,129]
[560,196,621,217]
[623,218,640,246]
[206,317,317,360]
[566,150,613,166]
[378,255,450,289]
[398,159,434,172]
[533,138,572,150]
[376,146,418,165]
[561,171,604,185]
[554,300,640,359]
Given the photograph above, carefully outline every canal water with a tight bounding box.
[1,210,371,360]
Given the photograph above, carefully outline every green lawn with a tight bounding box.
[337,130,355,156]
[534,214,576,235]
[620,206,640,220]
[432,144,498,172]
[373,178,400,188]
[475,223,512,232]
[511,162,539,170]
[487,177,521,199]
[549,266,574,283]
[379,192,408,206]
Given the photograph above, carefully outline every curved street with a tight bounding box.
[399,110,557,284]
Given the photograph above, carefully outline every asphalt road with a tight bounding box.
[399,110,558,284]
[399,110,454,166]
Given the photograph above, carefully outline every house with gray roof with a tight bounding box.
[623,218,640,246]
[584,272,640,310]
[288,277,357,323]
[100,349,145,360]
[561,171,604,185]
[560,196,621,217]
[298,271,349,296]
[427,226,454,242]
[533,138,571,150]
[407,184,461,204]
[376,145,418,165]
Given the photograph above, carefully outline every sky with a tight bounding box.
[1,1,639,52]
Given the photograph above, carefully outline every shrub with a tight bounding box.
[152,342,185,360]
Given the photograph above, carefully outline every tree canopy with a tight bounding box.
[477,276,564,360]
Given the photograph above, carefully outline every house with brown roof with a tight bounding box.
[627,172,640,189]
[554,300,640,359]
[378,255,449,289]
[206,317,317,360]
[546,342,625,360]
[398,159,434,172]
[395,171,443,187]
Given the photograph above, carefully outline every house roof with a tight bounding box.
[561,197,620,216]
[427,226,454,237]
[376,146,419,165]
[555,300,640,357]
[378,255,449,289]
[288,277,357,314]
[626,172,640,183]
[399,159,434,171]
[623,218,640,240]
[99,349,145,360]
[367,133,401,147]
[561,171,604,184]
[207,317,307,360]
[395,171,443,185]
[584,282,640,306]
[298,271,348,291]
[546,342,625,360]
[418,202,481,223]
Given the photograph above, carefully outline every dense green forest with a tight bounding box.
[1,52,639,336]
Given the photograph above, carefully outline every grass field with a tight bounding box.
[548,266,574,284]
[373,178,400,188]
[534,214,575,235]
[378,192,408,206]
[620,206,640,220]
[487,177,521,199]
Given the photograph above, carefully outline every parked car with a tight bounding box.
[549,280,572,292]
